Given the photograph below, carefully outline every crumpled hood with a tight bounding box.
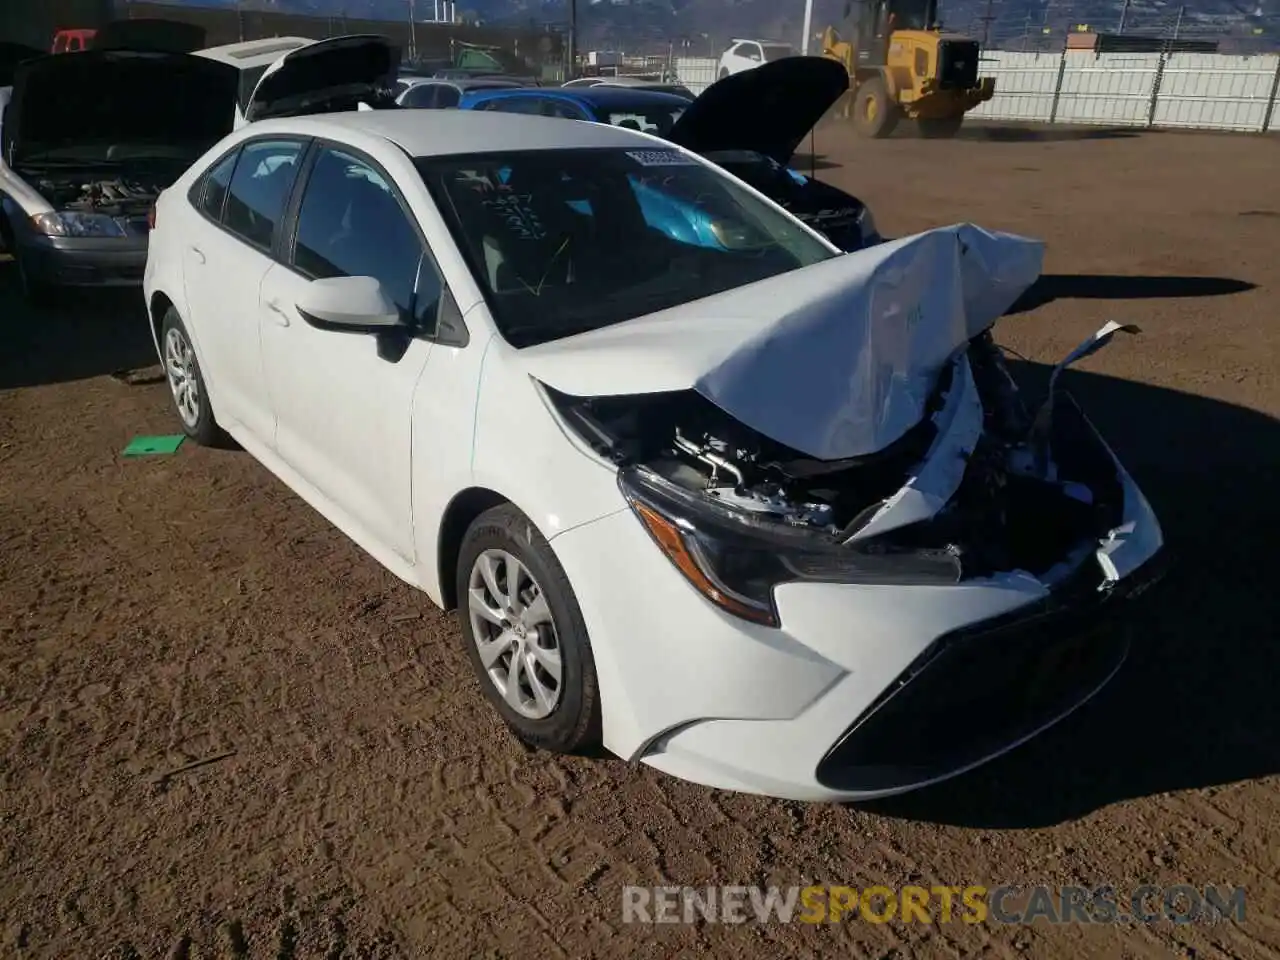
[519,223,1045,461]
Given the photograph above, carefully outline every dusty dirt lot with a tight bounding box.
[1,121,1278,959]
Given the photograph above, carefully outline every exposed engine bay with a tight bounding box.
[33,174,163,218]
[546,330,1129,583]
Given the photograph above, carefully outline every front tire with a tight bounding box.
[456,504,601,754]
[852,77,899,138]
[159,307,233,448]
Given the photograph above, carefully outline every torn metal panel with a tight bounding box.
[520,222,1045,461]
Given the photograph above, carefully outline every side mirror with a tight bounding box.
[296,275,403,332]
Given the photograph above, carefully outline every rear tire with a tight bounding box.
[159,307,234,448]
[456,504,602,755]
[718,67,730,80]
[852,77,898,138]
[916,116,964,139]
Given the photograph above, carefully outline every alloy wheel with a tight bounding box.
[467,548,563,720]
[164,326,201,429]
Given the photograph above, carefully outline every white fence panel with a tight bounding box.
[1154,53,1280,131]
[971,50,1059,122]
[1055,51,1161,126]
[666,50,1280,134]
[673,57,719,95]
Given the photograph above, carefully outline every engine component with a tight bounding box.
[35,176,161,216]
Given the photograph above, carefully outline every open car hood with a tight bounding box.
[6,50,238,167]
[91,18,207,54]
[0,43,43,88]
[666,56,849,166]
[245,35,398,123]
[519,224,1045,461]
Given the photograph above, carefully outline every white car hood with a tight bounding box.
[519,223,1045,461]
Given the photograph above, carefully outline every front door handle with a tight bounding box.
[188,245,205,265]
[264,297,290,327]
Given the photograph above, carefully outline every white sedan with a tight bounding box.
[143,109,1166,802]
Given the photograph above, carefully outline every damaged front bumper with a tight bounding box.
[548,375,1165,804]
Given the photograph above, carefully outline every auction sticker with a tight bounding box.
[626,149,697,166]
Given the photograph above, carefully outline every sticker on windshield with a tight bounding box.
[625,149,697,167]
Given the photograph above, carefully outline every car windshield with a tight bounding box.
[762,44,793,61]
[417,147,834,348]
[600,105,685,138]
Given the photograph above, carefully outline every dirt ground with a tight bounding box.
[1,120,1278,959]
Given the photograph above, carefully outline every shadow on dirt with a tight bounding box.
[792,151,842,171]
[954,123,1141,142]
[1007,274,1257,315]
[859,362,1280,829]
[0,260,159,390]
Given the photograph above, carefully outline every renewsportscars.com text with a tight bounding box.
[622,884,1247,926]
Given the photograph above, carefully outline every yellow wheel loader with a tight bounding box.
[821,0,995,138]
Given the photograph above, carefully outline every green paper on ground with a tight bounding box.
[122,435,185,457]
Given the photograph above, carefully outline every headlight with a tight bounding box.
[619,466,961,627]
[29,211,127,239]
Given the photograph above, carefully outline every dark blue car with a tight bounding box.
[455,60,880,253]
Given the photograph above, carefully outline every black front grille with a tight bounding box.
[937,40,980,90]
[814,550,1169,793]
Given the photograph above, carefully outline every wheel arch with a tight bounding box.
[149,290,175,352]
[436,486,511,611]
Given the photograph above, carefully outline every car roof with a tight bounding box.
[243,109,669,157]
[193,36,313,69]
[463,85,690,108]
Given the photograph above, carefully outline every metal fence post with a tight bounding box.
[1146,50,1169,128]
[1048,48,1068,124]
[1262,56,1280,134]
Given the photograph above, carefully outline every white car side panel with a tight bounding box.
[259,262,430,566]
[407,321,496,607]
[470,341,642,540]
[181,218,277,442]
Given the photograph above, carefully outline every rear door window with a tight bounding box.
[222,139,305,251]
[194,149,240,222]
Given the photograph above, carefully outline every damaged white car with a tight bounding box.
[143,110,1165,802]
[0,35,398,302]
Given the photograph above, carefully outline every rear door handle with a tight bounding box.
[188,245,205,264]
[264,297,290,327]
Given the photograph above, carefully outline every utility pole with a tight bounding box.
[1117,0,1130,33]
[981,0,995,46]
[802,0,815,55]
[1172,4,1184,39]
[408,0,417,60]
[567,0,577,81]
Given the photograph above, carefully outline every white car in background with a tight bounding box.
[191,36,315,127]
[193,34,399,129]
[718,39,796,79]
[0,33,399,303]
[0,46,240,300]
[142,109,1165,803]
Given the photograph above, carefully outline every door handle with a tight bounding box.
[188,245,205,265]
[264,297,290,327]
